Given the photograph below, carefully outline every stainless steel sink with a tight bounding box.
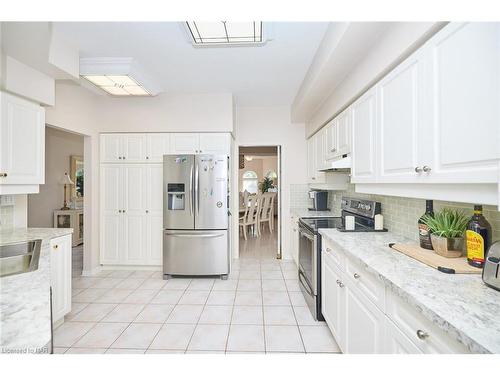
[0,239,42,278]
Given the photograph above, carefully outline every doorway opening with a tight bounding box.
[27,125,86,277]
[237,146,281,260]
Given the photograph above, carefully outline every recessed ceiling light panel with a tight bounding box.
[80,58,161,97]
[186,21,265,46]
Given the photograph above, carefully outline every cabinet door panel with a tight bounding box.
[384,317,422,354]
[123,134,147,162]
[351,89,377,183]
[123,165,147,214]
[170,133,200,154]
[123,214,147,264]
[147,213,163,265]
[322,254,345,350]
[147,133,171,161]
[345,283,385,354]
[51,235,71,322]
[0,93,44,184]
[325,119,337,160]
[199,133,230,154]
[378,52,424,182]
[336,109,351,156]
[100,134,122,162]
[100,165,123,264]
[425,22,499,182]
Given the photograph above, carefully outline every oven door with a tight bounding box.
[298,225,317,296]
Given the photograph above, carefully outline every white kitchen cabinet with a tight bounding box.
[170,133,200,154]
[384,317,422,354]
[316,127,330,171]
[100,134,147,163]
[0,91,45,193]
[199,133,231,154]
[100,164,163,266]
[307,134,326,183]
[377,49,426,183]
[145,164,163,265]
[336,108,351,157]
[351,88,377,183]
[423,22,499,183]
[146,133,170,162]
[50,234,72,324]
[344,281,386,354]
[322,251,346,349]
[325,118,337,160]
[170,132,231,154]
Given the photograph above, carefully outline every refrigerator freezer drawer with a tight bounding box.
[163,229,229,276]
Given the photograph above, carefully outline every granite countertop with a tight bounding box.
[318,229,500,354]
[0,228,73,353]
[0,227,73,246]
[291,207,338,218]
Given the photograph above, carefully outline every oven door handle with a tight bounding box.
[298,269,315,298]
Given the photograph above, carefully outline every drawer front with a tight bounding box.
[346,257,385,310]
[386,290,470,354]
[322,238,346,272]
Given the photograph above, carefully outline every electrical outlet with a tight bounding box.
[0,195,15,207]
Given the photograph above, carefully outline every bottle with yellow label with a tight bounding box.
[466,205,492,268]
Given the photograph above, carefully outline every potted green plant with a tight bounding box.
[259,177,275,193]
[420,208,469,258]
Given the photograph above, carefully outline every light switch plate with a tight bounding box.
[0,195,15,207]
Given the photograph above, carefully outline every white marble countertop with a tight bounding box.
[318,229,500,354]
[290,207,338,218]
[0,228,73,353]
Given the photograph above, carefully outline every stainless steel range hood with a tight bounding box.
[319,155,352,171]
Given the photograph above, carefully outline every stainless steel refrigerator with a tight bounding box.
[163,154,229,279]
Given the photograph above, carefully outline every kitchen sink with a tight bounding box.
[0,239,42,278]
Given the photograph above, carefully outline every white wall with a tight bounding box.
[305,22,444,136]
[28,127,84,228]
[44,82,234,274]
[233,106,307,260]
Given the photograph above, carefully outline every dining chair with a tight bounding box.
[239,193,260,240]
[258,192,275,234]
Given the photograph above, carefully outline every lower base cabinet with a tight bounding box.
[50,235,72,324]
[321,240,470,354]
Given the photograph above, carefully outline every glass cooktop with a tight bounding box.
[299,217,343,232]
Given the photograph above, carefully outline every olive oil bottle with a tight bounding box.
[418,200,434,250]
[466,205,492,268]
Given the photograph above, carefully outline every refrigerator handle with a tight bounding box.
[195,161,200,216]
[189,163,194,217]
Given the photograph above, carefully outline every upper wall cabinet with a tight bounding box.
[352,22,499,185]
[423,22,499,183]
[0,91,45,194]
[100,134,148,163]
[146,133,171,162]
[307,133,326,183]
[170,133,231,155]
[376,49,426,183]
[351,88,377,183]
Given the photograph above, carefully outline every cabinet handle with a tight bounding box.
[353,273,360,279]
[118,157,122,160]
[123,156,126,160]
[414,166,423,173]
[416,330,429,340]
[422,165,431,173]
[146,156,149,160]
[312,177,316,180]
[146,210,149,213]
[331,148,336,152]
[53,245,58,249]
[123,210,126,213]
[325,248,332,253]
[0,172,7,177]
[338,281,344,288]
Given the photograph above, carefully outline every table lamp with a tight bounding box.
[60,172,74,210]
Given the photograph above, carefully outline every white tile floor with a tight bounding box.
[56,243,340,354]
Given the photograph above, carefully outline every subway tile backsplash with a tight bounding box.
[291,183,500,243]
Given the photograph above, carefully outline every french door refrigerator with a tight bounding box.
[163,154,229,279]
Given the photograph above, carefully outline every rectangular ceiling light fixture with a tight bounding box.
[80,58,161,97]
[186,21,264,46]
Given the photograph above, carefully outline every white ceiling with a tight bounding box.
[53,22,329,106]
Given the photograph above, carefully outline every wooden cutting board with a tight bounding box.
[389,243,482,274]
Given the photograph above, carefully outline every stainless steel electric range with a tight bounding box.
[297,197,384,321]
